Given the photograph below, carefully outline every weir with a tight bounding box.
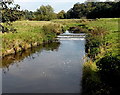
[57,30,86,40]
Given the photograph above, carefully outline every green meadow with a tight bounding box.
[82,18,120,95]
[1,21,63,56]
[1,18,119,57]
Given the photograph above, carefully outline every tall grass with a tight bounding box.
[82,18,120,95]
[84,18,119,57]
[2,21,63,56]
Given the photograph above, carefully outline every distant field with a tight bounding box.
[85,18,119,32]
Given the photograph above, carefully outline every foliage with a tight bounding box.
[1,1,24,33]
[34,5,57,21]
[1,1,23,23]
[87,2,120,18]
[96,56,120,77]
[83,18,120,95]
[66,2,120,19]
[85,27,107,60]
[22,10,35,20]
[1,23,16,33]
[96,55,120,95]
[82,61,111,95]
[57,10,66,19]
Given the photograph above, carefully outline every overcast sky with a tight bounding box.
[14,0,109,13]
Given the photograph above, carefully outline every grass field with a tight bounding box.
[85,18,119,57]
[1,18,119,57]
[1,21,63,56]
[82,18,120,95]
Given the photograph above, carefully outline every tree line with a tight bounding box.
[21,6,66,21]
[67,1,120,19]
[1,1,120,23]
[23,1,120,20]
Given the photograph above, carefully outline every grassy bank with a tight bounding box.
[2,19,89,57]
[82,18,120,95]
[1,21,63,57]
[52,19,93,31]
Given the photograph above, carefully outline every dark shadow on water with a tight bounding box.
[1,41,60,70]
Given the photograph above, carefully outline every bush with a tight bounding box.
[96,56,120,86]
[96,56,120,75]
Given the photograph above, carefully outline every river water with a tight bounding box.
[1,32,85,94]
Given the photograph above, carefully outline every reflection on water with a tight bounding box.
[2,40,85,93]
[1,42,60,72]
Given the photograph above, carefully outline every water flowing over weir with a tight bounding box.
[2,30,85,94]
[57,30,86,40]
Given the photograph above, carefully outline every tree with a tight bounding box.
[34,5,57,21]
[66,2,120,19]
[1,1,23,33]
[57,10,66,19]
[66,2,94,19]
[1,1,22,23]
[66,8,73,19]
[22,10,35,20]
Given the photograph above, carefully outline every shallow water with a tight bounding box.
[2,39,85,93]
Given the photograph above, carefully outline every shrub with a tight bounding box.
[96,56,120,75]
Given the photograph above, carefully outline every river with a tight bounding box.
[1,32,85,94]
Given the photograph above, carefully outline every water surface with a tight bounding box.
[2,39,85,93]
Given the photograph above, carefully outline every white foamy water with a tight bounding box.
[57,30,85,40]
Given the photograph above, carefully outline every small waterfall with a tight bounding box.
[57,30,85,40]
[64,30,71,34]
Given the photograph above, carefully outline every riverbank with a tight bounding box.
[82,18,120,95]
[1,21,63,57]
[1,19,90,57]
